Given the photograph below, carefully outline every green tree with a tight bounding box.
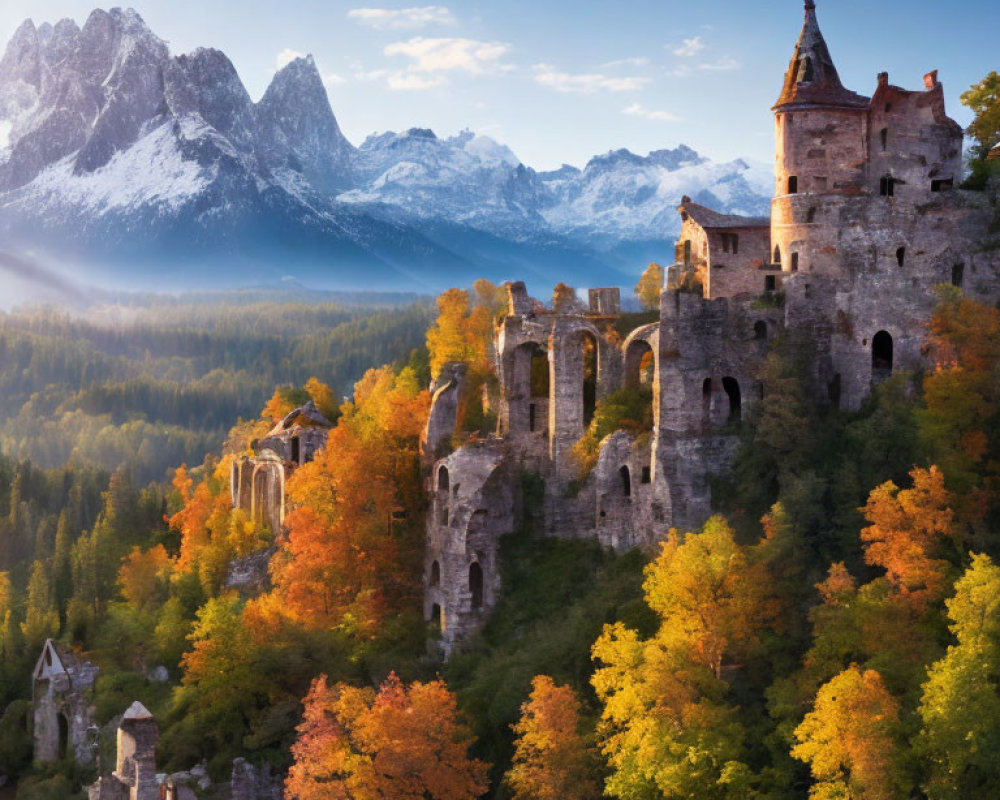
[918,553,1000,798]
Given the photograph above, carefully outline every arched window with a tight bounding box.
[290,436,300,464]
[702,378,713,421]
[430,561,440,586]
[872,331,894,376]
[880,175,895,197]
[430,603,442,631]
[438,465,449,492]
[624,340,654,388]
[773,246,782,265]
[807,206,817,223]
[58,713,69,760]
[722,377,741,422]
[952,263,964,288]
[880,128,888,151]
[896,247,906,268]
[619,466,631,497]
[469,563,484,609]
[754,321,768,340]
[788,176,798,195]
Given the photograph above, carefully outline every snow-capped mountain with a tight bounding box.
[0,8,771,293]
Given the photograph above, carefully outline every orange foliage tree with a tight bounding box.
[270,366,429,634]
[505,675,602,800]
[286,672,489,800]
[793,665,906,800]
[860,465,957,608]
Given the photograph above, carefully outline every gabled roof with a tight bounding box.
[678,198,770,230]
[774,2,869,112]
[267,399,333,437]
[122,701,154,721]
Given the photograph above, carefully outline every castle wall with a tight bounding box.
[424,443,516,655]
[867,73,963,198]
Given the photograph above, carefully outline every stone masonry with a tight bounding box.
[32,638,98,765]
[423,0,1000,655]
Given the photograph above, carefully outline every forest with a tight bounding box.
[0,74,999,800]
[0,289,434,484]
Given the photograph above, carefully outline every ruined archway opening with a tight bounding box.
[754,321,767,341]
[437,465,449,493]
[952,263,964,288]
[624,340,654,388]
[290,436,300,464]
[722,377,741,423]
[469,562,484,610]
[702,378,713,423]
[430,560,440,586]
[57,712,68,760]
[872,330,894,380]
[619,466,631,497]
[530,345,549,398]
[430,603,442,632]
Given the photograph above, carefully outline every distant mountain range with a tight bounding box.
[0,8,771,293]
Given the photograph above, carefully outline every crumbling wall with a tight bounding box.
[32,640,98,765]
[421,362,467,461]
[424,442,517,655]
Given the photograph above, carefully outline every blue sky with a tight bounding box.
[1,0,996,170]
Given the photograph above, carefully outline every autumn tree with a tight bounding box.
[591,517,779,799]
[859,466,956,609]
[918,289,1000,527]
[118,544,171,614]
[918,553,1000,798]
[269,366,429,633]
[792,665,906,800]
[427,289,476,379]
[635,262,664,311]
[960,71,1000,184]
[262,384,313,424]
[286,672,489,800]
[551,283,581,314]
[505,675,602,800]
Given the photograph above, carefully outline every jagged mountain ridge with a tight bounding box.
[0,8,770,292]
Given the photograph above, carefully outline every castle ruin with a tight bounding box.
[230,400,332,535]
[423,0,1000,654]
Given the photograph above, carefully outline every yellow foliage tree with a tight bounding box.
[635,262,664,310]
[793,665,906,800]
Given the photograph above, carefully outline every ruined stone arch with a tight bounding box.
[872,330,893,378]
[623,332,656,388]
[754,320,768,340]
[430,560,440,586]
[469,562,484,610]
[619,465,631,497]
[722,377,742,422]
[504,338,550,435]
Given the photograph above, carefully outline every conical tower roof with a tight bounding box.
[774,1,869,111]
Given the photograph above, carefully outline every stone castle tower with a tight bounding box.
[422,0,1000,655]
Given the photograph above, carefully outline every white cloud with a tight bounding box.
[698,56,741,71]
[622,102,681,122]
[385,36,512,75]
[347,6,454,29]
[602,56,650,69]
[323,72,347,86]
[673,36,705,57]
[666,64,693,78]
[533,65,648,94]
[276,48,306,69]
[387,72,444,90]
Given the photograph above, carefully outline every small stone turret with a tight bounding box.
[87,701,160,800]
